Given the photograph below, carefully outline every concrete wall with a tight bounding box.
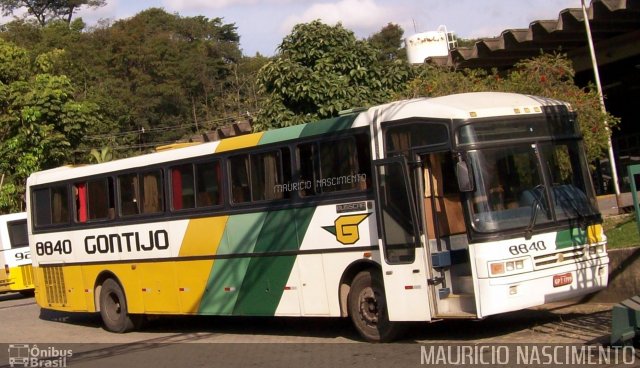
[585,247,640,303]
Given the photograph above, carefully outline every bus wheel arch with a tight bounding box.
[93,271,118,313]
[345,267,404,342]
[338,260,379,317]
[94,273,142,333]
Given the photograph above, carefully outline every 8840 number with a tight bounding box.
[509,241,546,255]
[35,240,72,256]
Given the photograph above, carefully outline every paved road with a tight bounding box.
[0,292,635,368]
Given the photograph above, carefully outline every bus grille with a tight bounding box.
[43,267,67,306]
[20,265,34,287]
[534,246,585,267]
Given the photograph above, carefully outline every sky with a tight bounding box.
[15,0,587,56]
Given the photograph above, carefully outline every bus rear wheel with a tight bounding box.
[348,270,403,342]
[99,278,141,333]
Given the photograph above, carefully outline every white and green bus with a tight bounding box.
[26,92,608,341]
[0,212,34,296]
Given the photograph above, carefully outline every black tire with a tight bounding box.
[348,270,404,342]
[19,289,35,298]
[99,278,142,333]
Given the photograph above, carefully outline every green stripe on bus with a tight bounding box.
[198,212,267,315]
[555,228,587,249]
[198,258,253,315]
[232,207,316,315]
[218,212,267,254]
[259,124,307,145]
[258,115,358,146]
[299,115,357,138]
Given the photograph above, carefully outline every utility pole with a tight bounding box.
[581,0,621,201]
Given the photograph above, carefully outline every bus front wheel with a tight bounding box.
[99,278,141,333]
[348,270,403,342]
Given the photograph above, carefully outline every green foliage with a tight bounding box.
[0,39,99,213]
[77,9,244,154]
[402,53,618,164]
[368,23,406,62]
[89,146,112,163]
[0,0,105,26]
[254,20,411,130]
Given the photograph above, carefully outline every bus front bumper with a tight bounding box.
[475,259,609,318]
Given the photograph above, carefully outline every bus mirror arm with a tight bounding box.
[456,161,474,192]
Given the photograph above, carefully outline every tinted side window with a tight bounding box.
[170,161,222,210]
[8,220,28,248]
[170,164,196,210]
[74,178,114,222]
[196,161,222,207]
[118,170,164,216]
[32,186,69,227]
[297,134,371,196]
[386,123,449,156]
[229,149,289,203]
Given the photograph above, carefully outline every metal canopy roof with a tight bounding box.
[427,0,640,71]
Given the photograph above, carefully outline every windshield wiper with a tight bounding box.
[525,184,545,240]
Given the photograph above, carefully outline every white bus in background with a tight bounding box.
[0,212,34,296]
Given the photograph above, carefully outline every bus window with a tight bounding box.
[196,161,221,207]
[251,151,284,201]
[386,123,449,156]
[229,150,289,203]
[171,162,222,210]
[74,178,114,222]
[141,171,164,214]
[7,220,28,248]
[32,186,69,227]
[229,155,250,203]
[297,134,370,196]
[118,173,139,216]
[170,164,196,210]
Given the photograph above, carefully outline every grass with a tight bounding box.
[603,213,640,249]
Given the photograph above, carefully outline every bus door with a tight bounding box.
[372,156,432,322]
[418,152,477,318]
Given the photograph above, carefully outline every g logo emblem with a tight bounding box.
[323,213,371,245]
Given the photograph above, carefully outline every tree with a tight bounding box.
[402,53,618,164]
[0,0,106,26]
[0,39,100,213]
[368,23,406,62]
[254,20,411,130]
[79,9,243,155]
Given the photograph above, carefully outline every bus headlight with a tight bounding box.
[488,257,531,277]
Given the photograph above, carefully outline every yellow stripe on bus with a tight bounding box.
[179,216,229,257]
[34,259,215,315]
[215,132,264,153]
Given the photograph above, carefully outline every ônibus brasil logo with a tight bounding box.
[8,344,72,367]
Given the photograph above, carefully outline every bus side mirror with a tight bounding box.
[456,161,474,192]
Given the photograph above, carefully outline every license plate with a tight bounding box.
[553,273,573,287]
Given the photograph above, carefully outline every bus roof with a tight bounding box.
[27,92,567,185]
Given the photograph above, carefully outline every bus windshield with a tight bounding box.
[466,140,599,233]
